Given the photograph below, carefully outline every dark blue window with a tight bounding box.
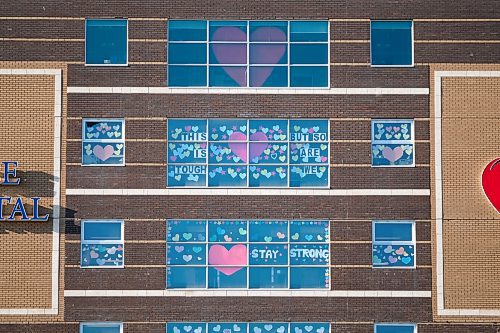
[85,19,127,65]
[375,324,416,333]
[371,21,413,66]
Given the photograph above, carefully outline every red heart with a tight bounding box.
[482,158,500,213]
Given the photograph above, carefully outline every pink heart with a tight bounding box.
[388,256,398,264]
[395,247,405,255]
[90,250,99,259]
[93,145,115,161]
[248,132,269,162]
[228,132,248,162]
[208,244,247,276]
[382,146,404,163]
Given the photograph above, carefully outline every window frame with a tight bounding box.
[81,118,126,167]
[85,18,129,67]
[374,323,417,333]
[371,119,415,168]
[166,323,331,333]
[81,220,125,269]
[166,219,331,290]
[167,20,330,89]
[372,220,416,269]
[80,322,124,333]
[370,20,414,68]
[166,118,331,188]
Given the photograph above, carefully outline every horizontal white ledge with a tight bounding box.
[0,308,58,315]
[66,188,430,196]
[67,86,430,95]
[64,290,431,298]
[438,309,500,317]
[435,70,500,78]
[0,68,62,75]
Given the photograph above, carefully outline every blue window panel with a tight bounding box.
[371,21,413,66]
[208,323,248,333]
[375,324,415,333]
[372,121,413,141]
[209,44,247,64]
[250,21,288,42]
[249,66,288,87]
[167,244,206,265]
[167,165,207,187]
[167,220,207,242]
[249,120,288,141]
[209,21,247,41]
[82,142,124,165]
[208,119,248,140]
[290,66,328,87]
[209,143,247,164]
[290,44,328,64]
[84,120,123,140]
[373,244,415,267]
[167,324,206,333]
[208,266,247,288]
[290,244,329,265]
[250,44,287,64]
[372,143,414,166]
[168,119,207,141]
[168,142,207,164]
[290,323,329,333]
[81,324,122,333]
[249,221,288,242]
[168,65,207,87]
[209,66,247,87]
[374,223,413,242]
[168,20,207,41]
[249,244,288,265]
[249,143,288,164]
[81,243,124,267]
[290,267,330,289]
[86,19,127,65]
[290,143,328,164]
[208,221,247,242]
[290,165,328,187]
[250,323,289,333]
[83,222,122,241]
[208,165,248,186]
[289,120,329,142]
[167,267,206,288]
[169,43,207,64]
[290,21,328,42]
[249,165,288,187]
[290,221,329,243]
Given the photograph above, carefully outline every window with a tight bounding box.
[371,21,413,66]
[81,221,124,268]
[82,119,125,166]
[371,119,414,167]
[374,324,416,333]
[167,20,329,87]
[167,323,330,333]
[372,221,415,268]
[166,220,330,289]
[80,323,123,333]
[85,19,128,65]
[167,119,330,187]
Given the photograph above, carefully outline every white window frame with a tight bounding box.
[166,118,331,188]
[166,219,331,290]
[82,118,126,167]
[372,220,416,269]
[80,322,124,333]
[85,18,129,67]
[371,119,415,168]
[167,20,330,89]
[81,220,125,269]
[374,323,417,333]
[166,322,331,333]
[370,20,414,68]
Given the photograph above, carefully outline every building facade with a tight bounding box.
[0,1,499,332]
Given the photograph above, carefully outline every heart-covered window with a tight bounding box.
[372,221,415,268]
[82,119,125,166]
[371,119,414,167]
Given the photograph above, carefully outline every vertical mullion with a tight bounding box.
[206,21,209,87]
[287,119,290,187]
[246,220,250,289]
[206,119,209,187]
[247,119,250,188]
[287,21,291,87]
[287,220,291,289]
[206,220,209,289]
[246,21,250,87]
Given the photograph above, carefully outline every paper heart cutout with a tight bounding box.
[208,244,247,276]
[382,146,404,163]
[93,145,115,161]
[482,158,500,213]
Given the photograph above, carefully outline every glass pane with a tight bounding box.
[167,266,206,288]
[209,44,247,64]
[371,21,413,66]
[208,323,248,333]
[208,243,247,268]
[249,244,288,265]
[168,65,207,87]
[250,21,288,42]
[249,120,288,141]
[250,44,287,64]
[375,324,415,333]
[250,66,287,87]
[372,143,414,166]
[249,143,287,164]
[168,20,207,41]
[82,142,124,165]
[374,223,413,242]
[81,243,123,267]
[209,66,247,87]
[168,165,207,186]
[209,143,247,164]
[249,221,288,242]
[209,21,247,41]
[83,120,123,140]
[289,244,329,265]
[290,66,328,87]
[249,165,288,187]
[290,143,328,164]
[208,119,248,141]
[81,325,122,333]
[372,244,415,267]
[290,21,328,42]
[86,19,127,65]
[208,221,247,242]
[168,119,207,141]
[250,323,289,333]
[290,267,330,289]
[169,43,207,64]
[372,121,413,141]
[83,222,122,241]
[290,324,329,333]
[290,44,328,64]
[167,243,206,265]
[289,120,329,142]
[167,220,207,242]
[168,142,207,164]
[290,221,329,242]
[208,266,247,288]
[208,165,248,186]
[290,165,328,187]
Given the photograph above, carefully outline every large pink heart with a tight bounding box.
[93,145,114,161]
[249,132,269,161]
[208,244,247,276]
[382,146,403,163]
[228,132,269,163]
